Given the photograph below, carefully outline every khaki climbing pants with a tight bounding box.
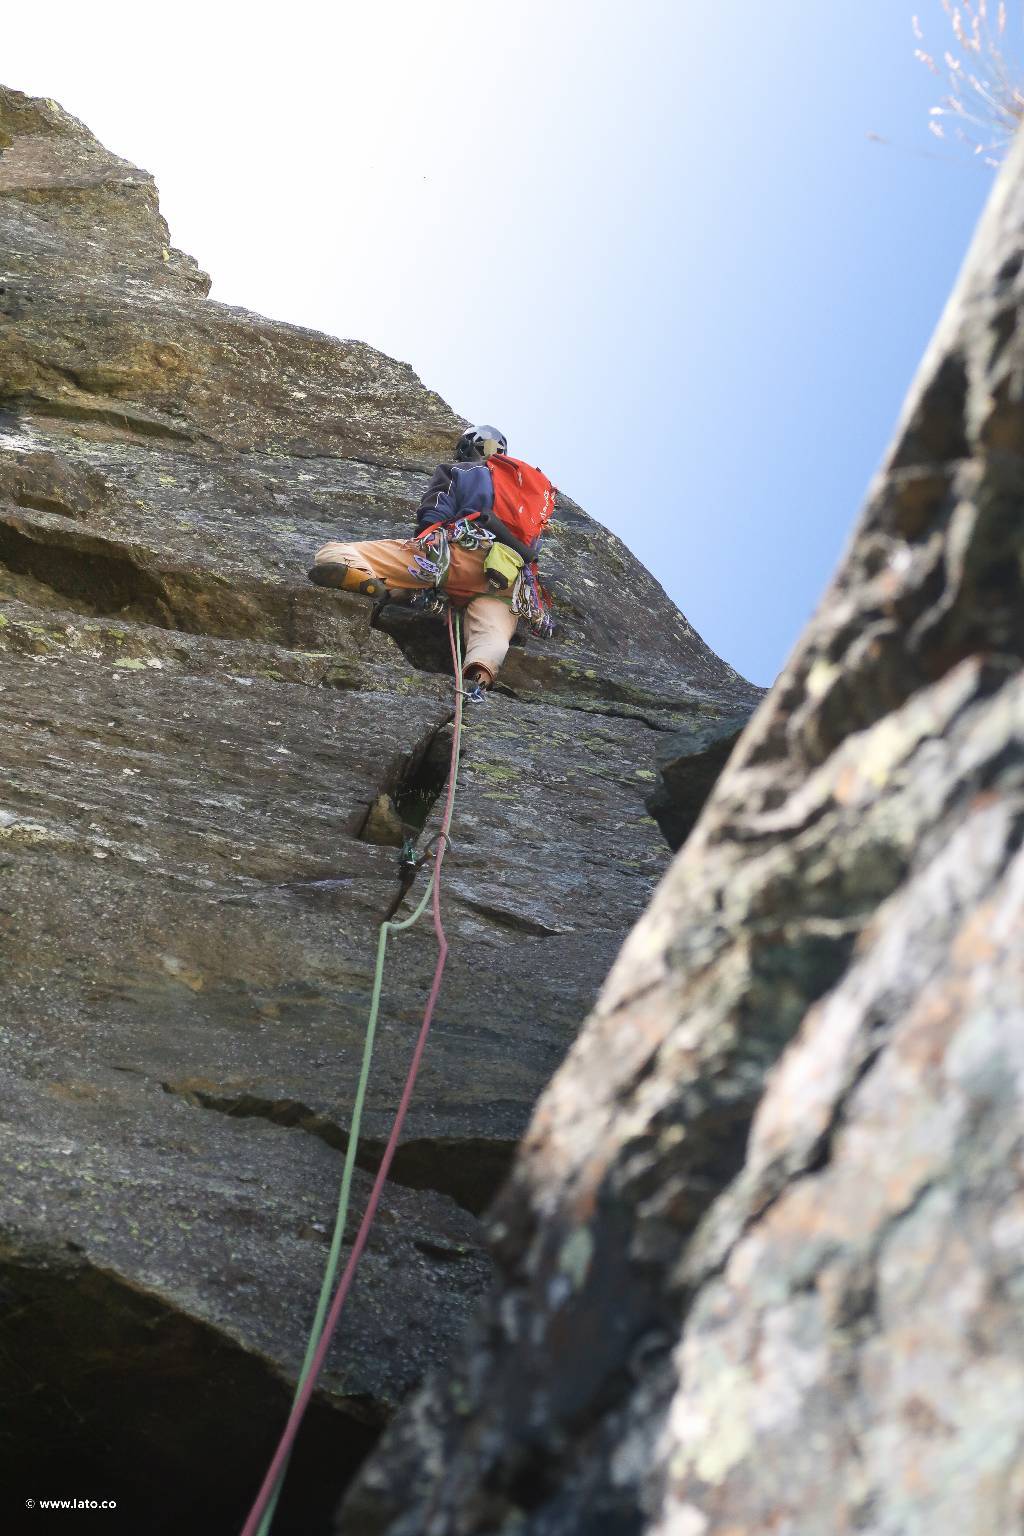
[314,537,519,685]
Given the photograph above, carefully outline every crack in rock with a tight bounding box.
[160,1080,516,1217]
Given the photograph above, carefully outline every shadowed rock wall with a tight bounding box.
[336,116,1024,1536]
[0,89,761,1533]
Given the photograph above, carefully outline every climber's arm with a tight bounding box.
[414,463,459,532]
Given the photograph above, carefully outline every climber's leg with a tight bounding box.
[309,539,434,596]
[311,539,516,683]
[461,595,518,687]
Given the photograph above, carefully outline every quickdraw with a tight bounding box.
[519,564,555,638]
[407,516,555,637]
[408,514,493,588]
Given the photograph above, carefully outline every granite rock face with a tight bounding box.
[336,120,1024,1536]
[0,89,760,1533]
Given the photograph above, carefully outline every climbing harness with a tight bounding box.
[408,514,555,637]
[409,512,494,588]
[241,612,467,1536]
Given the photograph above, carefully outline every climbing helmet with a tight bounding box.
[455,425,508,462]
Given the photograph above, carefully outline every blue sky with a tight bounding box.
[5,1,1007,684]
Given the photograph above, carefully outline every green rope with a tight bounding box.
[257,615,464,1533]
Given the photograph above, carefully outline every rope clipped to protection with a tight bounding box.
[243,609,466,1536]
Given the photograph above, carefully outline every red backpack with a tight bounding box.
[487,455,555,549]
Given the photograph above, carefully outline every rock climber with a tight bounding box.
[308,426,556,691]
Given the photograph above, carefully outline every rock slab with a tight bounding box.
[0,88,760,1533]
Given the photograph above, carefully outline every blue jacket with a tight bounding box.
[415,462,494,532]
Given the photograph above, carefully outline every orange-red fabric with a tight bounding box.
[487,456,555,547]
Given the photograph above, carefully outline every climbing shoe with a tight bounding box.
[462,664,493,704]
[308,562,388,600]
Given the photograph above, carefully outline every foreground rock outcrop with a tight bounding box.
[0,90,761,1531]
[337,126,1024,1534]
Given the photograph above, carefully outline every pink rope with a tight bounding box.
[240,610,464,1536]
